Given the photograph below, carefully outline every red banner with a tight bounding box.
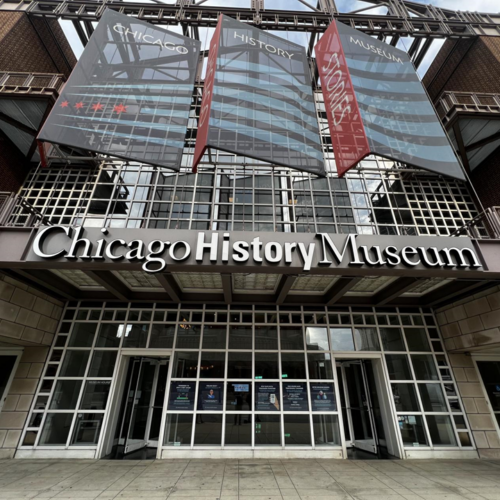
[192,16,223,173]
[315,22,370,177]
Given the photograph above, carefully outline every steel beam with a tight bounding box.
[420,279,491,307]
[12,269,80,300]
[324,277,362,306]
[372,277,423,305]
[84,270,130,301]
[156,273,182,303]
[274,275,297,305]
[221,273,232,304]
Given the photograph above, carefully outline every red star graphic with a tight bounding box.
[113,104,127,114]
[75,102,84,109]
[60,101,69,108]
[91,103,104,111]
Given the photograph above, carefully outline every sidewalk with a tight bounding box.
[0,458,499,499]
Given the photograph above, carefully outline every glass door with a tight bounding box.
[340,361,378,454]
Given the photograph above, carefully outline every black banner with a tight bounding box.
[255,382,280,411]
[168,381,196,410]
[310,383,336,411]
[38,9,200,170]
[283,382,309,411]
[197,382,224,411]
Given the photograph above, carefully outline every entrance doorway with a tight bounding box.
[475,359,500,433]
[108,356,169,459]
[337,357,400,459]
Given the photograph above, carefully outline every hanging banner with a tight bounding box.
[38,9,200,170]
[315,20,465,180]
[192,15,326,176]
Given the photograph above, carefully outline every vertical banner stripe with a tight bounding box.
[315,21,370,178]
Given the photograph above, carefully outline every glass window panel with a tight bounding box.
[164,414,193,446]
[202,325,227,349]
[386,354,412,380]
[255,414,281,446]
[122,324,149,348]
[88,351,117,378]
[59,350,89,377]
[194,414,222,446]
[80,381,111,410]
[226,382,252,411]
[380,328,405,351]
[255,326,278,350]
[150,324,175,349]
[312,415,341,446]
[229,326,253,349]
[354,328,380,351]
[284,415,311,446]
[305,327,329,350]
[50,380,82,410]
[280,326,304,350]
[426,415,457,446]
[418,384,447,412]
[411,355,439,380]
[71,413,104,446]
[200,352,225,378]
[458,432,472,447]
[225,414,252,445]
[281,353,307,379]
[68,323,98,347]
[39,413,74,446]
[307,353,333,380]
[96,324,122,348]
[398,415,428,447]
[176,324,201,349]
[255,352,279,379]
[404,328,431,352]
[391,383,420,411]
[477,361,500,411]
[173,352,199,378]
[330,328,355,351]
[23,431,37,446]
[227,352,252,379]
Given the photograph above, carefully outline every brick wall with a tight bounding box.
[0,12,75,77]
[436,287,500,458]
[0,272,64,457]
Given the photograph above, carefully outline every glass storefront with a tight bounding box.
[20,302,474,455]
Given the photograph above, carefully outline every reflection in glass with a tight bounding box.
[419,384,447,412]
[284,415,311,446]
[305,327,329,350]
[68,323,98,347]
[280,326,304,350]
[426,415,457,446]
[229,325,253,349]
[175,324,201,349]
[164,414,193,446]
[50,380,82,409]
[39,413,74,446]
[173,351,198,378]
[404,328,431,352]
[354,328,380,351]
[194,414,222,445]
[71,413,104,445]
[380,328,405,351]
[80,381,111,410]
[255,326,278,350]
[200,352,225,378]
[202,325,227,349]
[307,353,333,379]
[59,350,89,377]
[312,415,340,446]
[149,324,175,348]
[398,415,428,446]
[391,383,420,411]
[225,414,252,445]
[227,352,252,378]
[281,353,307,379]
[96,324,122,348]
[330,328,355,351]
[385,354,412,380]
[88,351,117,378]
[255,352,279,379]
[255,415,281,446]
[411,355,439,380]
[226,382,252,412]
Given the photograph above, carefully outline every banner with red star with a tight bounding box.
[38,9,200,170]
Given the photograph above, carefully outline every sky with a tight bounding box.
[60,0,500,76]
